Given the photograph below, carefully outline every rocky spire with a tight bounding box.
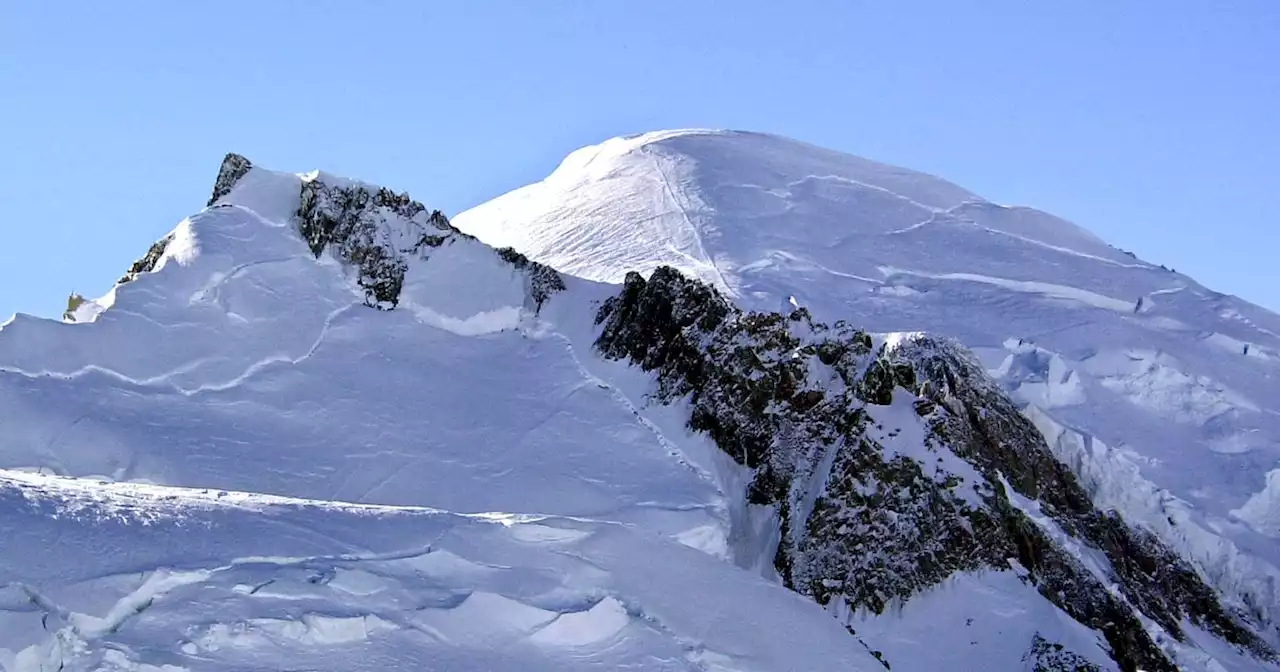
[207,153,254,207]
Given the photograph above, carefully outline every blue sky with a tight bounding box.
[2,2,1277,317]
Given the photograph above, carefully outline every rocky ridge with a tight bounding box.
[594,266,1274,672]
[450,129,1280,654]
[195,154,564,312]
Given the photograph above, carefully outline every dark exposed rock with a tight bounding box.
[496,247,567,311]
[119,157,241,286]
[844,627,892,671]
[207,153,253,206]
[63,293,86,322]
[292,175,565,311]
[295,179,429,309]
[118,234,174,285]
[594,265,1272,672]
[1023,634,1102,672]
[200,153,572,313]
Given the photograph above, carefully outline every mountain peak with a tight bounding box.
[453,129,1131,305]
[207,152,254,207]
[453,129,1280,669]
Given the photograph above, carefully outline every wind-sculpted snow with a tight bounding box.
[0,472,881,672]
[455,128,1280,661]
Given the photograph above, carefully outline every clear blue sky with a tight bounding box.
[2,2,1277,318]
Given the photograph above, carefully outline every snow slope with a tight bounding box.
[0,470,875,672]
[0,161,893,671]
[455,128,1280,648]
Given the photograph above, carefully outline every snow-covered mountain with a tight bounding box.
[456,129,1280,668]
[1,134,1275,671]
[2,157,890,672]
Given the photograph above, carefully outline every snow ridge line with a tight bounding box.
[0,303,360,397]
[189,255,302,310]
[880,210,944,236]
[878,266,1140,314]
[966,223,1150,269]
[785,173,944,214]
[883,200,1151,270]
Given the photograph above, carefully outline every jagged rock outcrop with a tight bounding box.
[495,246,568,310]
[192,153,567,312]
[1024,634,1102,672]
[62,293,86,322]
[594,266,1273,672]
[117,234,173,285]
[207,152,253,206]
[295,177,455,309]
[293,176,566,311]
[112,154,240,287]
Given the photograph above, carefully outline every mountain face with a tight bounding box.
[2,157,883,672]
[458,129,1280,665]
[592,267,1269,671]
[0,138,1274,672]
